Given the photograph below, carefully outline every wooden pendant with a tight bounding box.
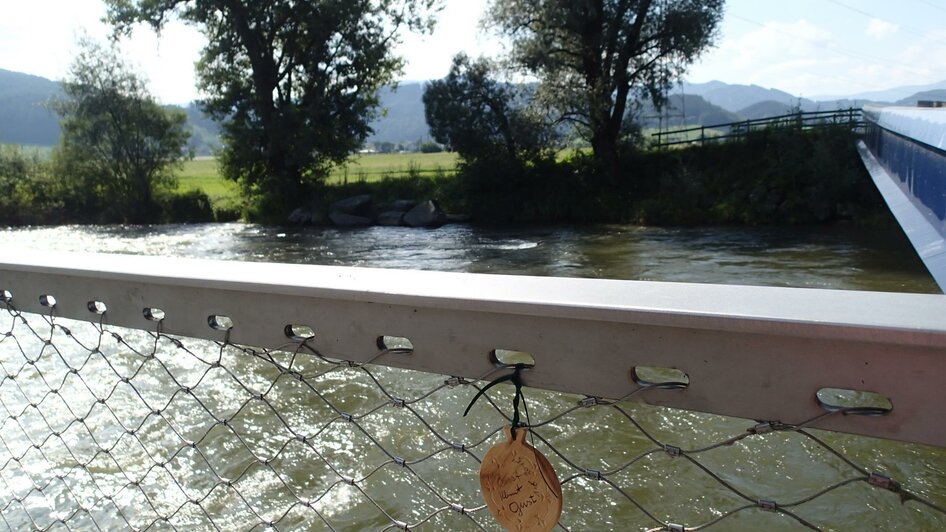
[479,426,563,531]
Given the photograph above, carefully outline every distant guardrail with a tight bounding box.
[652,108,864,148]
[858,104,946,290]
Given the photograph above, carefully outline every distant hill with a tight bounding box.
[179,103,222,156]
[897,89,946,106]
[0,69,225,154]
[0,69,61,146]
[0,68,430,152]
[5,66,943,153]
[817,79,946,104]
[680,81,806,113]
[367,83,431,144]
[736,100,795,120]
[638,94,740,128]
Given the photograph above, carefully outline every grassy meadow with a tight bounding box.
[173,152,460,212]
[328,151,458,183]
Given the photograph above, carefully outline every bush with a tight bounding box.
[0,147,67,225]
[626,125,886,225]
[419,142,443,153]
[155,190,215,223]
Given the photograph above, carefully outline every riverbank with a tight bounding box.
[0,126,890,227]
[313,125,890,227]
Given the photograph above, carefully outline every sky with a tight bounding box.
[1,0,945,104]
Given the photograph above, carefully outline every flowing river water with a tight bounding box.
[0,222,943,530]
[0,222,939,292]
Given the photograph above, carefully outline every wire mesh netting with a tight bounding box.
[1,300,945,531]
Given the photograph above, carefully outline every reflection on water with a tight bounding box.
[0,222,938,293]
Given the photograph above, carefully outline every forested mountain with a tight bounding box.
[680,81,804,112]
[368,83,432,144]
[637,93,740,128]
[897,89,946,106]
[179,103,222,155]
[2,67,944,151]
[0,69,225,154]
[0,69,61,146]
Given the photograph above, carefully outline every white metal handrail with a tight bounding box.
[2,249,945,447]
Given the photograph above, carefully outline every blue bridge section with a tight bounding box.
[860,105,946,291]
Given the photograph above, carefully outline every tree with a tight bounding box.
[106,0,439,221]
[488,0,724,172]
[423,54,553,162]
[53,41,190,223]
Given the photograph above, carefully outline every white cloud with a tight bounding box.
[395,0,500,82]
[0,0,105,82]
[866,18,899,39]
[0,0,203,104]
[116,22,206,105]
[687,14,946,97]
[688,19,841,93]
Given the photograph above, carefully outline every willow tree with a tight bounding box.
[106,0,439,220]
[489,0,724,172]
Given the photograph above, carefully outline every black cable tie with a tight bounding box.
[750,422,774,434]
[450,503,467,514]
[758,499,778,512]
[462,364,526,437]
[868,472,903,499]
[579,396,600,407]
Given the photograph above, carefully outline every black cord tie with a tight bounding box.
[463,364,527,438]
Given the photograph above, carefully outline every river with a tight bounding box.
[0,222,939,293]
[0,222,942,531]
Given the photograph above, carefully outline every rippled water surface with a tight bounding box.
[0,222,938,293]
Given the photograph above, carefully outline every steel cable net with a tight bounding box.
[0,300,944,531]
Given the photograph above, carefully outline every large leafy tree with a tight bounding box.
[489,0,724,172]
[53,41,190,223]
[105,0,439,220]
[423,54,553,163]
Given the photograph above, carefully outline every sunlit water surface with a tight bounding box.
[0,222,939,292]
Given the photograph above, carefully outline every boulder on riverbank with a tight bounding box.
[376,211,406,226]
[383,199,418,212]
[403,200,448,228]
[291,194,462,228]
[330,194,373,217]
[288,206,325,225]
[329,211,373,227]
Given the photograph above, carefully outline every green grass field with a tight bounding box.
[329,151,458,183]
[174,152,460,210]
[173,157,242,211]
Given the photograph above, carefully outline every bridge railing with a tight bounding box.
[0,249,944,530]
[652,108,865,148]
[858,104,946,291]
